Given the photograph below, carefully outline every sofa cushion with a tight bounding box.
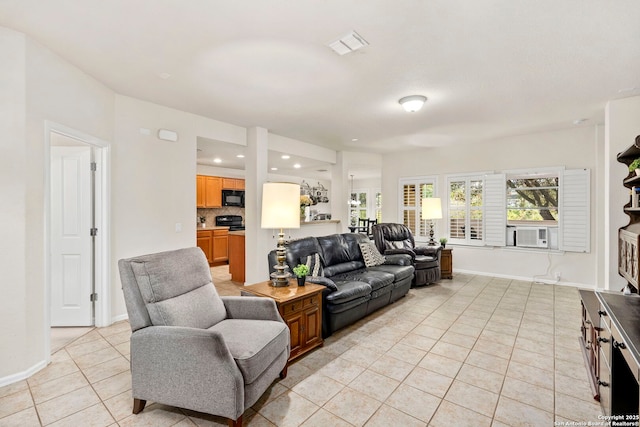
[325,295,371,313]
[331,269,394,291]
[359,241,386,267]
[323,261,366,278]
[325,281,372,304]
[367,264,415,282]
[301,253,324,277]
[284,237,324,271]
[318,234,357,266]
[209,319,289,384]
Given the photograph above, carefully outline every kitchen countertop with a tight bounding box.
[197,226,230,231]
[301,219,340,225]
[228,230,245,236]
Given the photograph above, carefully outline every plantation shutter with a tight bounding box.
[484,173,506,246]
[559,168,590,253]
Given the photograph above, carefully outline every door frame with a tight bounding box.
[44,121,111,359]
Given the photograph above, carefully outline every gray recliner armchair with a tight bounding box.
[118,247,289,427]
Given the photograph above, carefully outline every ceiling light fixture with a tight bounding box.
[271,167,278,171]
[294,163,301,169]
[281,155,290,159]
[236,154,245,158]
[399,95,427,113]
[213,158,222,164]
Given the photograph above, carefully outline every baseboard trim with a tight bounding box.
[452,268,597,290]
[112,313,128,324]
[0,359,47,388]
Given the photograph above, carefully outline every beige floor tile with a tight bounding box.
[429,400,492,427]
[47,402,114,427]
[465,350,510,375]
[27,359,80,387]
[368,354,415,381]
[555,392,603,421]
[494,396,554,427]
[483,319,520,336]
[479,328,517,347]
[97,321,133,338]
[514,335,553,356]
[554,372,596,403]
[299,408,351,427]
[258,390,320,427]
[412,324,446,340]
[444,380,499,417]
[447,321,484,338]
[103,389,133,421]
[506,360,554,390]
[104,330,131,346]
[385,342,428,364]
[252,383,288,411]
[348,369,400,401]
[339,345,384,368]
[404,366,453,398]
[555,358,589,381]
[324,388,381,427]
[456,364,505,394]
[36,385,100,425]
[0,389,34,419]
[0,406,40,427]
[473,337,513,360]
[418,352,462,378]
[72,346,122,370]
[439,330,477,349]
[510,347,554,372]
[277,361,314,389]
[117,403,186,427]
[92,370,132,401]
[317,357,365,385]
[30,371,88,404]
[290,373,344,406]
[83,356,130,384]
[500,376,554,413]
[430,340,471,362]
[65,338,112,359]
[0,380,28,399]
[364,404,425,427]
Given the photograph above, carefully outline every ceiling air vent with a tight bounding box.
[328,31,369,55]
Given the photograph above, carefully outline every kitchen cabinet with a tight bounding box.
[212,229,229,264]
[222,178,245,190]
[196,228,228,266]
[228,232,245,282]
[196,175,222,208]
[196,230,213,264]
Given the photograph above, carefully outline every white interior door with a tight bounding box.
[50,146,93,326]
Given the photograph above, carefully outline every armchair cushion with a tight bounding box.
[208,319,289,384]
[301,253,324,277]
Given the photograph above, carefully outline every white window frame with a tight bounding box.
[398,176,438,242]
[446,173,487,246]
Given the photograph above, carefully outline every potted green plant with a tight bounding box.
[629,159,640,175]
[292,264,309,286]
[439,237,448,248]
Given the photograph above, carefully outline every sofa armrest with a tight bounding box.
[305,276,338,291]
[383,253,413,266]
[130,326,244,416]
[222,296,283,322]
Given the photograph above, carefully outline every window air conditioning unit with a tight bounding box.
[515,226,548,248]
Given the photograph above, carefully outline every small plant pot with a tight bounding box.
[296,276,306,287]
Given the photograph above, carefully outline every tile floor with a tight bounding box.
[0,267,603,426]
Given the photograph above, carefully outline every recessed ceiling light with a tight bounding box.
[351,138,359,142]
[271,167,278,171]
[236,154,245,158]
[294,163,301,169]
[573,118,588,125]
[158,72,171,79]
[281,155,290,159]
[213,158,222,163]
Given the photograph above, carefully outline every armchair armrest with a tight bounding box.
[415,245,442,259]
[383,253,413,266]
[130,326,243,416]
[382,248,416,260]
[222,296,283,322]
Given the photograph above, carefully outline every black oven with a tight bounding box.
[222,190,244,207]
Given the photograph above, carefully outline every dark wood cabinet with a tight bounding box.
[617,135,640,292]
[440,248,452,279]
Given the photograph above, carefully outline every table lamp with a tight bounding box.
[421,197,442,245]
[261,182,301,286]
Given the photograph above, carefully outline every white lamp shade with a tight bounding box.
[421,197,442,220]
[261,182,301,229]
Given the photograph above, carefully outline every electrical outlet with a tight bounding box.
[554,272,561,280]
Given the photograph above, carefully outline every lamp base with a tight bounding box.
[270,272,291,287]
[270,228,291,287]
[428,221,437,245]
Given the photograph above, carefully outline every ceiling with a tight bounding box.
[1,1,639,154]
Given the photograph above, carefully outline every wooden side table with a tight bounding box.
[441,248,453,279]
[242,279,324,362]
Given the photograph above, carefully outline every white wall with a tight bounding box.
[605,96,640,290]
[382,126,600,287]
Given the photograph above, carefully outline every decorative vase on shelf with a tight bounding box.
[296,276,305,287]
[300,206,306,221]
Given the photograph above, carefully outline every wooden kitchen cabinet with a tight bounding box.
[212,229,229,264]
[222,178,245,190]
[196,230,213,264]
[242,280,324,362]
[228,233,245,282]
[196,175,222,208]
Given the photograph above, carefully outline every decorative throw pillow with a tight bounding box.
[301,253,324,277]
[359,241,386,267]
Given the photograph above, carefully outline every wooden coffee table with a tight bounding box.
[243,279,324,362]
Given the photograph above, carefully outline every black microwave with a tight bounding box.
[222,190,245,207]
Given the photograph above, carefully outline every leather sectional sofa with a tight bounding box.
[268,232,415,337]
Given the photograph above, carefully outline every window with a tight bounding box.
[400,178,436,238]
[349,188,381,226]
[506,174,558,224]
[448,176,484,244]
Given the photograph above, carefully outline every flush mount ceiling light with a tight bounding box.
[328,30,369,55]
[399,95,427,113]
